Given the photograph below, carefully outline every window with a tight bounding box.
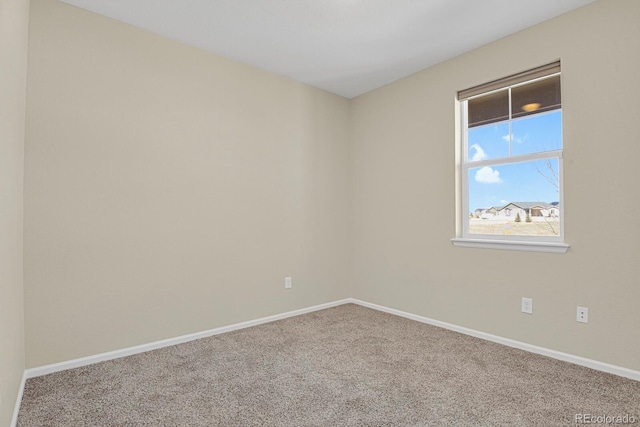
[452,62,569,253]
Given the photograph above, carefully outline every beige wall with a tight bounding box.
[351,0,640,371]
[0,0,28,423]
[24,0,350,367]
[23,0,640,375]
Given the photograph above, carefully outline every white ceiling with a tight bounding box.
[59,0,596,99]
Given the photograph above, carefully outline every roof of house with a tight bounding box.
[500,202,558,210]
[476,202,560,212]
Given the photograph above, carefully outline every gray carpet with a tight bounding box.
[17,304,640,426]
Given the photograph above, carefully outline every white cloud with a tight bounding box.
[475,166,503,184]
[502,134,524,144]
[470,144,487,161]
[500,199,508,204]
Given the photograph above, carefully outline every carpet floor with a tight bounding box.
[17,304,640,426]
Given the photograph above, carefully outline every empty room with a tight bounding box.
[2,0,640,425]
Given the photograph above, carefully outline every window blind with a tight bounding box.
[458,61,560,101]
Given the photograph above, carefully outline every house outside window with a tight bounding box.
[452,62,569,253]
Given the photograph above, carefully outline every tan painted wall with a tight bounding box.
[24,0,350,367]
[24,0,640,375]
[350,0,640,371]
[0,0,28,423]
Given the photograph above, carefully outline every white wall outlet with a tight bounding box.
[521,297,533,314]
[285,276,292,289]
[577,306,588,323]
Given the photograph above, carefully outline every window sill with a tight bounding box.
[450,238,569,254]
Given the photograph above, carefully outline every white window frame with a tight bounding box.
[452,73,569,254]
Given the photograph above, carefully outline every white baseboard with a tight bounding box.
[23,297,639,386]
[349,298,640,382]
[25,299,351,379]
[11,371,27,427]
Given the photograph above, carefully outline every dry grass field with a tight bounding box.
[469,219,560,236]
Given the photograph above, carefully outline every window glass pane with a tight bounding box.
[511,75,561,119]
[510,110,562,156]
[468,89,508,128]
[467,121,510,161]
[468,159,560,237]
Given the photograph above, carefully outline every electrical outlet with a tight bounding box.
[577,306,588,323]
[285,276,292,289]
[521,297,533,314]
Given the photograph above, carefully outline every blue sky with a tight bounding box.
[467,111,561,213]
